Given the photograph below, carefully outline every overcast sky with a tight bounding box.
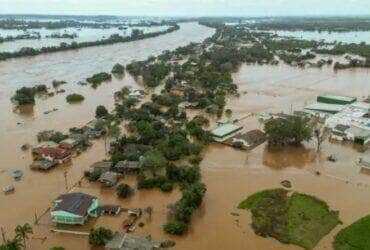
[0,0,369,16]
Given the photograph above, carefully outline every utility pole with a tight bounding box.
[63,171,68,191]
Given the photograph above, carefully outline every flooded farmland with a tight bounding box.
[1,21,370,250]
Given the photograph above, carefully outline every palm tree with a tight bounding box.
[14,224,32,249]
[0,238,22,250]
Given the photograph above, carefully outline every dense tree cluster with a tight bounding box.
[264,116,313,147]
[12,84,47,105]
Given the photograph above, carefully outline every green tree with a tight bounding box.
[111,63,125,74]
[116,183,133,198]
[88,227,113,246]
[14,223,33,249]
[265,116,313,147]
[0,238,22,250]
[141,150,167,176]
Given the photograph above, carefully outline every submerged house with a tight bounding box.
[211,123,243,142]
[114,160,141,173]
[51,193,99,225]
[99,171,119,187]
[105,232,161,250]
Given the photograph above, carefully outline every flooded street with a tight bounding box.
[1,22,370,250]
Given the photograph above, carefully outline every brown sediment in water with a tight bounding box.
[1,23,370,250]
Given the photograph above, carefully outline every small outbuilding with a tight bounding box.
[30,160,57,171]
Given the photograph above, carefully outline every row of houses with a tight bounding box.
[87,160,141,187]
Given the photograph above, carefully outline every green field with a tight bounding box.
[238,189,341,249]
[334,215,370,250]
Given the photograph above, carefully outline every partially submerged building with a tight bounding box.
[114,160,141,173]
[51,193,99,225]
[211,123,243,142]
[360,156,370,169]
[105,233,161,250]
[90,161,112,175]
[304,103,344,115]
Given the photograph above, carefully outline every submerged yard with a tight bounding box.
[238,189,341,249]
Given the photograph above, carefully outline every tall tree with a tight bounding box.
[14,224,32,250]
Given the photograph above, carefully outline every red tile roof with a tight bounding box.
[33,147,71,160]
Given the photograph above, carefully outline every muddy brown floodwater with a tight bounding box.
[1,23,370,250]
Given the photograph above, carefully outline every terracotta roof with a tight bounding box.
[33,147,70,159]
[53,192,96,216]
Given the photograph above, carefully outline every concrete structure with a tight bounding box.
[105,233,161,250]
[51,193,99,225]
[211,123,243,142]
[317,95,357,105]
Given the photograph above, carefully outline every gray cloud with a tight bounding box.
[0,0,369,16]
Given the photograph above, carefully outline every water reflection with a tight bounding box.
[262,145,316,169]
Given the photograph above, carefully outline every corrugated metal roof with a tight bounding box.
[211,123,243,137]
[53,193,96,216]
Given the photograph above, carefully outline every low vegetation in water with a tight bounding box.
[66,93,84,103]
[238,189,341,249]
[334,215,370,250]
[88,227,113,246]
[111,63,125,74]
[12,84,47,105]
[86,72,112,88]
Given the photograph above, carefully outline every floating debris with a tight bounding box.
[2,185,15,194]
[281,180,292,188]
[12,170,23,180]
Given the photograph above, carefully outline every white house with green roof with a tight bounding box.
[51,192,99,225]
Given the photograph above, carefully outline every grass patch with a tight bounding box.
[334,215,370,250]
[238,189,341,249]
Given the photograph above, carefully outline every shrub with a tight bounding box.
[66,93,84,103]
[116,183,133,198]
[89,227,113,246]
[111,63,125,74]
[163,221,188,235]
[160,182,174,192]
[86,72,112,88]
